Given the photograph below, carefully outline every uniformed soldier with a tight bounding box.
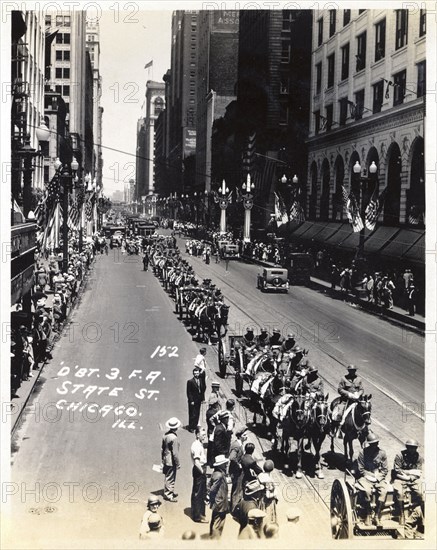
[256,328,270,349]
[356,432,388,526]
[281,333,296,354]
[241,327,257,356]
[392,439,424,524]
[301,364,324,402]
[269,328,283,347]
[331,365,364,435]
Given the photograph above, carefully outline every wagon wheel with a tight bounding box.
[234,348,245,397]
[218,335,228,378]
[330,479,354,539]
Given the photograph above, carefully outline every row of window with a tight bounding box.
[56,33,70,44]
[55,49,70,61]
[55,67,70,79]
[317,9,425,48]
[55,84,70,96]
[45,15,70,27]
[315,14,421,94]
[314,62,425,133]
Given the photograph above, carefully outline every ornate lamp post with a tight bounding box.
[241,173,255,242]
[353,160,378,259]
[60,157,79,271]
[218,180,230,234]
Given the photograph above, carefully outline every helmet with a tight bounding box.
[347,364,357,371]
[366,433,379,445]
[405,439,419,448]
[147,495,161,507]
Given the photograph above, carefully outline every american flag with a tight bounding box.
[85,199,93,221]
[68,205,80,231]
[34,199,46,227]
[408,205,424,225]
[365,187,387,231]
[342,186,363,232]
[289,200,305,223]
[274,192,289,226]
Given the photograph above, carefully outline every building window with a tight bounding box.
[44,166,49,183]
[329,10,336,37]
[375,19,386,61]
[64,16,70,27]
[316,63,322,94]
[56,50,62,61]
[280,76,289,94]
[341,43,349,80]
[63,85,70,96]
[314,110,321,134]
[419,9,426,36]
[417,61,426,98]
[356,32,366,71]
[393,70,406,105]
[56,67,62,78]
[279,104,289,124]
[326,104,333,131]
[327,53,335,88]
[343,10,351,26]
[56,33,62,43]
[359,10,366,14]
[318,17,323,46]
[281,41,291,63]
[63,68,70,79]
[45,15,51,26]
[355,89,365,119]
[55,85,62,94]
[282,10,294,31]
[395,10,408,50]
[373,81,384,113]
[56,15,63,26]
[64,50,70,61]
[339,97,348,125]
[63,33,70,44]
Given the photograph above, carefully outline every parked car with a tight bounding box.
[222,243,239,258]
[257,268,289,293]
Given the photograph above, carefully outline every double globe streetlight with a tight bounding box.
[353,160,378,259]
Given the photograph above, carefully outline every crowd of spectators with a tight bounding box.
[11,234,101,398]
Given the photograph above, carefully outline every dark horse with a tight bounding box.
[282,392,310,478]
[306,395,331,479]
[195,302,229,344]
[330,394,372,463]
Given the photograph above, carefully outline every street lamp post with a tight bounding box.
[353,160,378,259]
[218,180,230,234]
[60,157,79,272]
[241,173,255,242]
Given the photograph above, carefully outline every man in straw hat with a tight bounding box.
[208,454,230,539]
[233,479,265,535]
[161,417,182,502]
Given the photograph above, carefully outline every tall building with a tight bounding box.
[166,10,198,193]
[195,10,239,191]
[86,20,103,188]
[46,11,89,177]
[307,8,425,228]
[135,81,165,204]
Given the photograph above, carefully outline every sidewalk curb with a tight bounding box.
[11,263,95,436]
[242,256,425,335]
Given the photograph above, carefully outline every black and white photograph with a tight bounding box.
[1,2,436,548]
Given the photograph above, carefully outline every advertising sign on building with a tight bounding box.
[184,128,196,155]
[213,10,239,31]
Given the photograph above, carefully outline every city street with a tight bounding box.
[7,238,424,546]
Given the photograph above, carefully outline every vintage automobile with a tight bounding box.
[288,253,314,285]
[222,243,240,258]
[256,268,289,293]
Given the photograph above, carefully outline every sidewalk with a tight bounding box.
[10,256,95,435]
[243,255,425,334]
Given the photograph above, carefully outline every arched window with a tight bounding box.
[333,156,345,221]
[154,96,164,115]
[309,162,317,220]
[384,143,402,225]
[320,159,330,221]
[407,137,424,226]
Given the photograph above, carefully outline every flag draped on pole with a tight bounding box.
[289,200,305,223]
[365,187,387,231]
[144,60,153,70]
[274,192,289,226]
[342,186,363,232]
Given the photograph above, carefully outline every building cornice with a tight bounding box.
[306,99,424,151]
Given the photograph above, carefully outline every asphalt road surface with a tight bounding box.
[6,239,425,548]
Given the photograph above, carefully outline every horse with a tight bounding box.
[214,303,229,339]
[306,394,331,479]
[194,302,219,344]
[330,394,372,463]
[282,391,311,478]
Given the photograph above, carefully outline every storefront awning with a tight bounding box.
[306,222,343,243]
[361,226,400,254]
[401,234,425,263]
[290,221,314,238]
[379,228,423,259]
[324,223,355,246]
[298,222,329,241]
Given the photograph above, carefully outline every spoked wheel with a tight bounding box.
[218,337,227,378]
[330,479,354,539]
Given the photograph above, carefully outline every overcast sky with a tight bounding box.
[99,9,172,197]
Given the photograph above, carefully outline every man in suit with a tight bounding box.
[213,411,232,458]
[161,417,182,502]
[208,455,230,539]
[186,366,206,432]
[240,442,263,489]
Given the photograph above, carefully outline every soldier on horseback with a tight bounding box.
[269,328,283,347]
[256,328,270,349]
[331,365,364,437]
[281,333,296,354]
[301,363,324,404]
